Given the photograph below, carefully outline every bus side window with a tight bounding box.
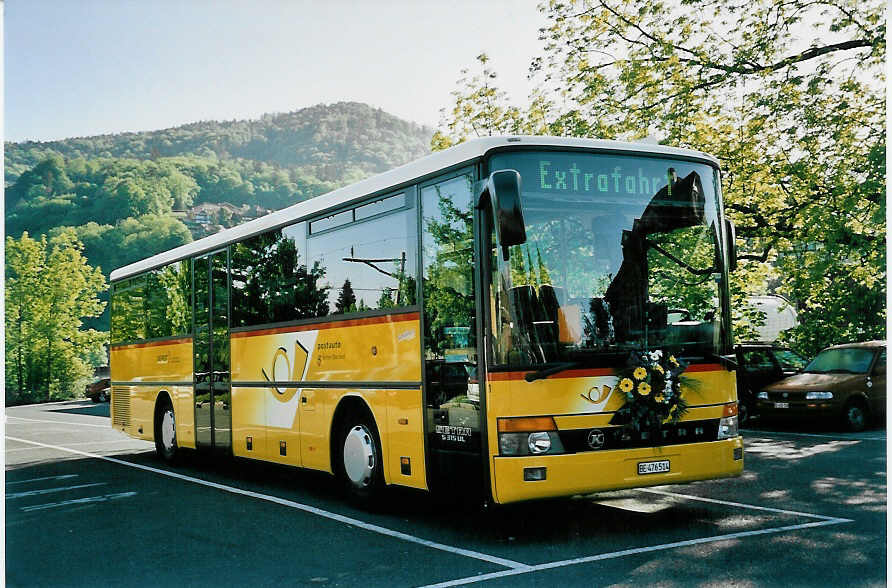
[308,196,416,315]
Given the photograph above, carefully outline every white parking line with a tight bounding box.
[419,518,851,588]
[5,436,527,571]
[21,491,138,512]
[6,416,110,429]
[6,474,79,485]
[637,487,853,522]
[6,439,148,453]
[7,434,857,586]
[6,483,107,500]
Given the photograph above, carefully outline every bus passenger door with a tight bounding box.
[193,251,232,453]
[421,172,483,490]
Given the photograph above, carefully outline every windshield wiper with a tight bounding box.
[525,362,579,382]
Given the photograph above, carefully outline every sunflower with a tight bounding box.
[633,367,647,380]
[638,382,651,396]
[655,394,665,403]
[619,378,634,393]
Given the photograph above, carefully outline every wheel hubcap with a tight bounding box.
[343,425,376,489]
[161,409,176,451]
[849,407,864,428]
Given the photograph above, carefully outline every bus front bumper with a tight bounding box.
[491,437,744,504]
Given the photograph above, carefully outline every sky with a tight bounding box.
[4,0,548,142]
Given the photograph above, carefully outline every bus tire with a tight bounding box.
[337,411,384,504]
[154,396,179,464]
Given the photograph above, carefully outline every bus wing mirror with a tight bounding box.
[725,218,737,272]
[478,169,526,260]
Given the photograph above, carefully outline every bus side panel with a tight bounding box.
[486,367,739,503]
[385,388,426,490]
[230,313,423,487]
[110,339,193,445]
[231,386,267,459]
[172,383,196,449]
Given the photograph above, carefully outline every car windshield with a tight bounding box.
[804,348,876,374]
[487,150,727,370]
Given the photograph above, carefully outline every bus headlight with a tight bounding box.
[497,417,565,456]
[805,391,833,400]
[757,391,769,400]
[528,432,551,454]
[498,431,565,456]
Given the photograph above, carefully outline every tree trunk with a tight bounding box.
[46,335,53,402]
[16,307,24,396]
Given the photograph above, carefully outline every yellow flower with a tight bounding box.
[633,367,647,380]
[669,355,679,367]
[638,382,651,396]
[654,364,665,374]
[619,378,634,393]
[655,394,665,403]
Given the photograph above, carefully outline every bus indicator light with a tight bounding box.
[400,456,411,475]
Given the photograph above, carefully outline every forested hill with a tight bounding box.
[5,102,433,331]
[5,102,432,185]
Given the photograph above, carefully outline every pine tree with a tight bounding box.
[335,278,357,314]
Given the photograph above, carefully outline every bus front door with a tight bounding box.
[193,251,232,453]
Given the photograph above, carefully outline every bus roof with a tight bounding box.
[109,136,720,282]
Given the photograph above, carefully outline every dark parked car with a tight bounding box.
[731,343,807,423]
[85,377,111,402]
[757,341,886,431]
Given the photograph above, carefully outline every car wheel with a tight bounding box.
[98,389,109,403]
[843,399,869,432]
[154,400,179,463]
[337,412,384,504]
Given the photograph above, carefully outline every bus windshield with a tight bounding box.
[488,150,727,370]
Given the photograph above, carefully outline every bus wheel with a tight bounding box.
[154,399,179,463]
[843,399,869,432]
[338,414,384,503]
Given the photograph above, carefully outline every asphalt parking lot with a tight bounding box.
[5,401,886,587]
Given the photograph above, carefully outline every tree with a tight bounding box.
[5,231,107,404]
[335,279,357,314]
[438,0,885,355]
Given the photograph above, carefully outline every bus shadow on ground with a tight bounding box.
[49,402,110,418]
[122,448,776,557]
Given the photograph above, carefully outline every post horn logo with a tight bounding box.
[587,429,606,450]
[581,383,615,408]
[261,341,309,402]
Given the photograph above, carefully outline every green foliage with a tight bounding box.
[6,102,433,334]
[5,231,107,405]
[437,0,885,352]
[335,279,358,314]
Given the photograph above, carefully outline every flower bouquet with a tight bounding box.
[610,350,691,435]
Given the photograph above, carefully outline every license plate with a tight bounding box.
[638,460,670,475]
[774,402,789,409]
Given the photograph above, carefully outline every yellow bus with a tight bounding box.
[109,136,743,504]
